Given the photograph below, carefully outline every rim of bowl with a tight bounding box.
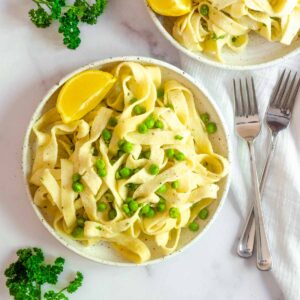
[145,1,300,71]
[22,56,232,267]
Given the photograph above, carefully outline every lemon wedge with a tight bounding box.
[148,0,192,16]
[57,70,116,123]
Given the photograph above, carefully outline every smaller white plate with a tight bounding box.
[145,1,300,70]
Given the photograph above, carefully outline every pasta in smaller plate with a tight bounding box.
[146,0,300,68]
[23,57,231,265]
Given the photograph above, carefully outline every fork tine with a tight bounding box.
[251,77,258,114]
[233,79,240,116]
[282,73,297,109]
[245,78,251,116]
[286,76,300,112]
[239,79,245,115]
[270,70,286,106]
[277,70,291,107]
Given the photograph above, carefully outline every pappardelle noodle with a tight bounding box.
[168,0,300,61]
[30,62,228,263]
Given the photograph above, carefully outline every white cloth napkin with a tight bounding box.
[180,53,300,300]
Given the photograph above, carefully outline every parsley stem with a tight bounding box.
[58,287,68,294]
[33,0,51,9]
[36,283,41,300]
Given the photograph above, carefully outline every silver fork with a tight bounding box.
[237,70,300,259]
[233,78,272,271]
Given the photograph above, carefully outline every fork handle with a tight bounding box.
[246,140,272,271]
[237,134,278,259]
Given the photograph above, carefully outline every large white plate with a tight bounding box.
[22,56,232,266]
[145,1,300,70]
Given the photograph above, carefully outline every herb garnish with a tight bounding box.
[4,248,84,299]
[29,0,107,49]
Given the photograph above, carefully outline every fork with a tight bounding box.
[233,78,272,271]
[237,71,300,260]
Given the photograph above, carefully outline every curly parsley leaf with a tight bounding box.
[44,272,84,299]
[29,8,52,28]
[74,0,107,24]
[28,0,107,49]
[59,9,81,49]
[66,272,84,293]
[4,248,83,300]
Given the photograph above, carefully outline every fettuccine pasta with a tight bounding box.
[167,0,300,61]
[29,62,228,263]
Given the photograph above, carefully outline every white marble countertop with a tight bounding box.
[0,0,284,299]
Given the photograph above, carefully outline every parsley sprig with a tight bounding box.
[29,0,107,49]
[4,248,84,300]
[44,272,84,299]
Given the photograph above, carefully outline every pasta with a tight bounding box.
[169,0,300,61]
[29,62,229,263]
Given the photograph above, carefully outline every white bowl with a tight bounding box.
[22,56,232,266]
[145,1,300,70]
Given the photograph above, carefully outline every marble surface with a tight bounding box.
[0,0,284,299]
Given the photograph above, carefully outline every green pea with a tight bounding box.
[166,149,174,158]
[156,184,167,193]
[130,97,138,104]
[171,180,179,189]
[141,204,151,215]
[102,129,112,141]
[157,88,164,98]
[148,164,160,175]
[200,112,210,124]
[72,173,81,183]
[122,204,131,216]
[98,168,107,178]
[108,208,117,220]
[174,135,183,140]
[138,123,148,134]
[145,116,155,129]
[72,182,84,193]
[156,201,166,212]
[174,151,185,161]
[128,200,139,213]
[145,207,156,218]
[108,117,118,127]
[169,207,179,219]
[206,122,217,134]
[154,119,164,129]
[189,221,199,232]
[133,105,146,115]
[95,159,105,170]
[97,202,107,212]
[199,208,209,220]
[119,167,133,178]
[200,4,209,16]
[120,141,133,153]
[76,217,85,227]
[72,226,83,238]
